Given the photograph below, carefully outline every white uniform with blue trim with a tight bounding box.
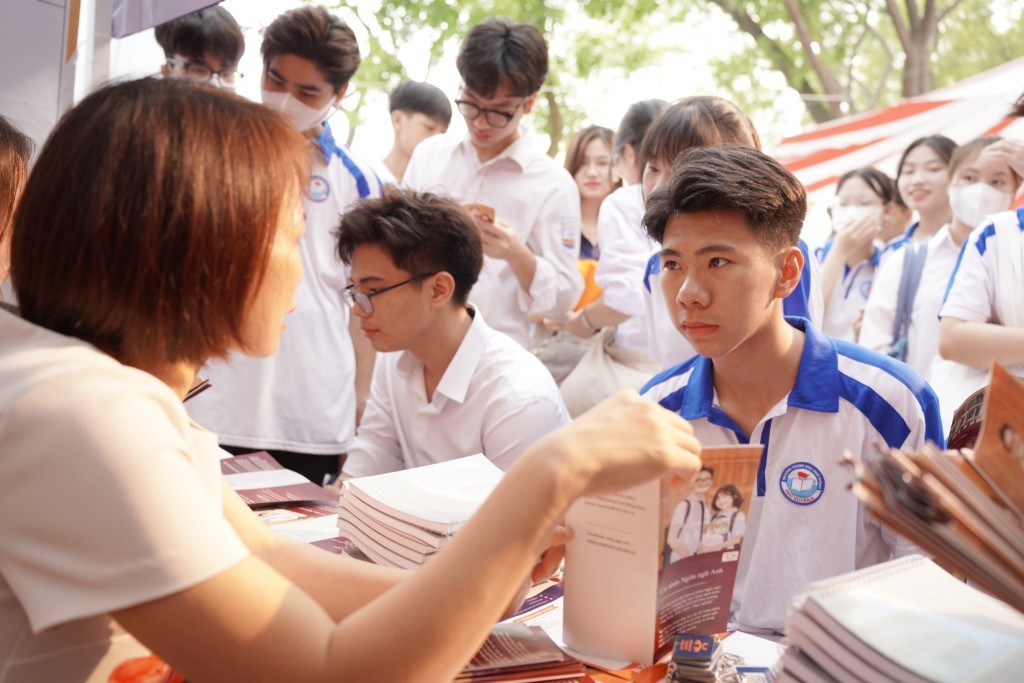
[934,208,1024,429]
[187,125,383,454]
[593,183,654,353]
[642,240,824,367]
[403,131,583,347]
[641,317,944,633]
[818,231,910,342]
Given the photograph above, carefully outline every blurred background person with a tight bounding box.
[818,167,912,342]
[374,80,452,185]
[154,5,244,90]
[0,115,31,293]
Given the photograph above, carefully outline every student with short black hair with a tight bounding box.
[337,189,570,477]
[155,6,244,89]
[186,6,382,484]
[375,81,452,184]
[637,96,823,368]
[404,17,583,348]
[642,145,944,634]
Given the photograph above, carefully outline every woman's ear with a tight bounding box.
[773,245,805,300]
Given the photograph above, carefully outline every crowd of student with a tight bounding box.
[0,3,1022,681]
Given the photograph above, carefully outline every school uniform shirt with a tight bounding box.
[666,494,709,563]
[370,158,398,186]
[641,240,824,368]
[641,317,944,633]
[820,234,909,342]
[403,131,584,347]
[859,224,961,381]
[933,209,1024,430]
[187,125,383,454]
[343,308,570,477]
[593,183,656,353]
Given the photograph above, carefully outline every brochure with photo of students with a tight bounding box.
[562,445,763,665]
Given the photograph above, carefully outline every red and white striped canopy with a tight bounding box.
[772,55,1024,228]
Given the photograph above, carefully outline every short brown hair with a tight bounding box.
[261,6,361,92]
[457,17,548,98]
[154,6,244,68]
[643,145,806,251]
[639,96,759,171]
[11,78,307,368]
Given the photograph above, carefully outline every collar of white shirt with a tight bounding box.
[395,306,488,406]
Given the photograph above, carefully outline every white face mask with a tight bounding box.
[831,204,881,232]
[261,89,335,133]
[948,182,1012,229]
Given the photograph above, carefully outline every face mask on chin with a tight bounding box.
[948,182,1013,229]
[261,89,335,133]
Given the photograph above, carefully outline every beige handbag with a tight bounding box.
[557,327,663,418]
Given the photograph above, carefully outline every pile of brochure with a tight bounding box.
[337,454,504,569]
[782,555,1024,682]
[848,364,1024,613]
[457,623,586,682]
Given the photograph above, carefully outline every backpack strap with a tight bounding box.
[889,241,929,360]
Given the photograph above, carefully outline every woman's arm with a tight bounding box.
[938,316,1024,368]
[113,390,701,683]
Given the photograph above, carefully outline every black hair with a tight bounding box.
[639,96,759,171]
[389,81,453,126]
[456,17,548,98]
[336,189,483,306]
[614,99,668,159]
[643,145,806,251]
[154,6,244,68]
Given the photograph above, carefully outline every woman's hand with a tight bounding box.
[523,390,702,503]
[833,213,880,266]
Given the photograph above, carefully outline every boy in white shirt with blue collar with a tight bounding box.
[338,189,570,478]
[640,145,945,635]
[403,18,583,348]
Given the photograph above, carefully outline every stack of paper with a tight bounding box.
[848,364,1024,612]
[337,454,504,569]
[782,555,1024,683]
[456,623,586,682]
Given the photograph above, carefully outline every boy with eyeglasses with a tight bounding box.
[336,189,569,478]
[155,6,244,90]
[403,17,583,348]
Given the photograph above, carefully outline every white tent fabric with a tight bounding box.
[112,0,214,38]
[772,56,1024,215]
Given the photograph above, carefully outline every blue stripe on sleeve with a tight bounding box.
[837,373,912,449]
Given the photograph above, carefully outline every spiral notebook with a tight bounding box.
[783,554,1024,683]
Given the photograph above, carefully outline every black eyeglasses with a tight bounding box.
[167,58,242,89]
[343,273,437,314]
[454,98,525,129]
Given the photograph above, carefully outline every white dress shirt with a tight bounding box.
[403,131,584,347]
[343,308,570,477]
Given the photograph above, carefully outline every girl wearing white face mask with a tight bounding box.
[819,168,912,341]
[934,137,1023,433]
[187,6,384,484]
[859,135,959,379]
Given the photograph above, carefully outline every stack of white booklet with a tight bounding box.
[337,454,504,569]
[782,554,1024,682]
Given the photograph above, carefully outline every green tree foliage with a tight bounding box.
[696,0,1024,125]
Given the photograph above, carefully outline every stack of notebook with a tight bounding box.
[337,454,504,569]
[782,555,1024,682]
